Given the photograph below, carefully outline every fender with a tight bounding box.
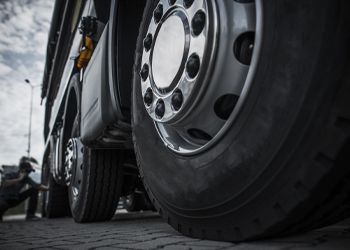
[80,0,145,147]
[80,23,127,145]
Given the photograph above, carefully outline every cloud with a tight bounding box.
[0,0,54,166]
[0,62,12,75]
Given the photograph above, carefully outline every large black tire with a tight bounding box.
[69,148,124,222]
[41,162,70,218]
[62,75,124,222]
[132,0,350,241]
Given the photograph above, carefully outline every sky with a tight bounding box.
[0,0,54,166]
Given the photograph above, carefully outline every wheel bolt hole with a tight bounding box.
[153,4,163,24]
[188,128,212,141]
[140,64,149,81]
[143,34,153,52]
[186,54,200,79]
[214,94,239,120]
[155,99,165,118]
[144,88,153,107]
[234,32,255,65]
[191,11,206,36]
[171,90,183,111]
[169,0,176,5]
[184,0,194,8]
[78,180,81,185]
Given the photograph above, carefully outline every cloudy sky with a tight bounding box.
[0,0,54,166]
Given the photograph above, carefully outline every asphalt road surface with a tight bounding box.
[1,212,350,250]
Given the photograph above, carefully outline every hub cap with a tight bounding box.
[152,15,186,89]
[65,138,84,200]
[140,0,261,155]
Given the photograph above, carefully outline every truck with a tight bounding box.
[41,0,350,241]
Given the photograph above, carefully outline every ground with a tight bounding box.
[1,212,350,250]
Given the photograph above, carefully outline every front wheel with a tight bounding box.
[132,0,350,241]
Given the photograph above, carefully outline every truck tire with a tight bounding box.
[41,162,70,218]
[132,0,350,241]
[69,148,124,222]
[62,75,124,222]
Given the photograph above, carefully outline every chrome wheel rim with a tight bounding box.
[140,0,262,155]
[64,138,84,200]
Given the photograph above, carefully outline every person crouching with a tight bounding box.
[0,161,48,221]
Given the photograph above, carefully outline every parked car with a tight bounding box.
[41,0,350,241]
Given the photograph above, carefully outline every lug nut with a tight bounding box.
[144,88,153,106]
[184,0,194,8]
[169,0,176,5]
[186,54,200,78]
[153,4,163,24]
[140,64,149,81]
[155,100,165,118]
[143,34,153,52]
[192,11,206,36]
[171,90,183,111]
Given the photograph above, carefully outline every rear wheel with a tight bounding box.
[67,145,124,222]
[132,0,350,241]
[63,75,124,222]
[41,160,70,218]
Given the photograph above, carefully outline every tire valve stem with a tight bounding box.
[234,32,255,65]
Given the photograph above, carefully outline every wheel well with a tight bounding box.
[113,0,146,119]
[64,88,78,140]
[58,82,80,180]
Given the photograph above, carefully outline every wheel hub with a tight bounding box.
[152,14,186,90]
[141,0,209,122]
[64,138,84,199]
[140,0,260,154]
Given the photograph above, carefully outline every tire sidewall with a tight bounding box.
[133,0,346,227]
